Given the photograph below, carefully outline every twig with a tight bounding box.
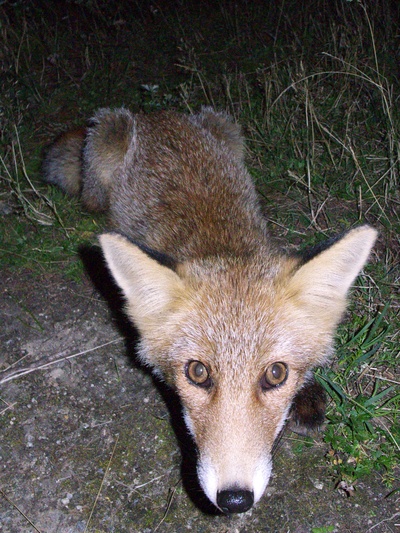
[154,480,181,532]
[0,338,123,385]
[84,435,120,533]
[0,398,17,415]
[366,512,400,531]
[0,489,42,532]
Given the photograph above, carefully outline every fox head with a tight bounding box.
[99,226,377,513]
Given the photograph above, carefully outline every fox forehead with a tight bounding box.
[165,270,322,377]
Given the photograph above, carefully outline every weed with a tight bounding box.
[317,302,399,486]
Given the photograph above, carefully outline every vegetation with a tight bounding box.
[0,0,398,490]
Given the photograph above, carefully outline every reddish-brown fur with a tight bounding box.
[43,107,377,514]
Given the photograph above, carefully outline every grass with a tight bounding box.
[0,0,398,492]
[318,301,399,487]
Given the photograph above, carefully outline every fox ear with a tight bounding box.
[99,233,187,335]
[287,226,377,328]
[190,107,245,161]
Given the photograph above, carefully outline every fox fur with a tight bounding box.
[42,107,377,514]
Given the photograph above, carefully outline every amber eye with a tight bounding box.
[261,362,288,390]
[185,360,212,388]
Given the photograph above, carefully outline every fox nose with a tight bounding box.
[217,489,254,514]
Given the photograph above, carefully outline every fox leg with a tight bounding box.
[289,378,327,436]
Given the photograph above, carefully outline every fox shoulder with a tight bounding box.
[190,107,245,161]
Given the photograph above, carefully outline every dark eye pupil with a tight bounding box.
[194,363,204,377]
[272,364,283,380]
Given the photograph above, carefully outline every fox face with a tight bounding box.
[170,276,305,511]
[99,225,377,513]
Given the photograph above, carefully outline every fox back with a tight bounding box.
[43,107,377,514]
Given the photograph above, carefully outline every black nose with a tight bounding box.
[217,489,254,514]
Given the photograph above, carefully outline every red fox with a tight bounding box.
[43,107,377,514]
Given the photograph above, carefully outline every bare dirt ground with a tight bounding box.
[0,265,398,532]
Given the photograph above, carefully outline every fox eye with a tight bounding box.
[186,360,212,388]
[261,362,288,390]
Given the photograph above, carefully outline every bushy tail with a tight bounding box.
[42,108,135,211]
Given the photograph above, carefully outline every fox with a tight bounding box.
[42,107,377,514]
